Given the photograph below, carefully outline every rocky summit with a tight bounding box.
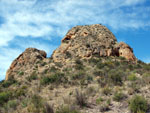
[1,24,150,113]
[52,24,136,62]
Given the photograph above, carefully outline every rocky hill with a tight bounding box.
[0,24,150,113]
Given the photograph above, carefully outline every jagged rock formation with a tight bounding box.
[52,24,136,62]
[5,48,47,80]
[5,24,136,80]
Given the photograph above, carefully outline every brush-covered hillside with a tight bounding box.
[0,24,150,113]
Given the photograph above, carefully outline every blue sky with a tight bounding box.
[0,0,150,80]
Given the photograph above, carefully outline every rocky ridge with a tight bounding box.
[6,24,136,81]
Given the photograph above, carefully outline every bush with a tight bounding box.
[65,51,72,58]
[75,59,84,70]
[28,95,45,113]
[102,87,112,95]
[128,73,137,81]
[2,79,17,88]
[40,72,67,85]
[113,92,125,102]
[56,105,80,113]
[75,90,87,107]
[96,97,104,104]
[4,100,18,110]
[129,95,148,113]
[26,72,37,82]
[71,71,85,80]
[109,72,123,86]
[18,71,24,76]
[0,91,12,105]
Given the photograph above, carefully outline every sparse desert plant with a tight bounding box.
[56,105,80,113]
[65,51,72,58]
[26,72,38,82]
[18,71,24,76]
[50,66,58,72]
[40,72,67,85]
[109,71,123,86]
[2,79,17,88]
[4,100,18,110]
[71,71,85,80]
[44,103,54,113]
[99,104,110,112]
[96,97,104,104]
[128,73,137,81]
[27,94,45,113]
[0,91,12,105]
[75,59,84,70]
[102,87,112,95]
[75,89,87,107]
[113,92,125,102]
[129,95,148,113]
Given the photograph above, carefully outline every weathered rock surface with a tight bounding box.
[115,42,136,61]
[52,24,136,62]
[5,24,136,80]
[5,48,47,80]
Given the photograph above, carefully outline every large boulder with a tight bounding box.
[5,48,47,80]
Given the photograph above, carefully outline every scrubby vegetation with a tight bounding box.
[1,55,150,113]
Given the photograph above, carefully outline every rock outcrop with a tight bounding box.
[52,24,136,62]
[5,48,47,80]
[5,24,136,80]
[115,42,136,61]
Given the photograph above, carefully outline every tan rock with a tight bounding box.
[5,48,47,80]
[115,42,136,61]
[52,24,117,62]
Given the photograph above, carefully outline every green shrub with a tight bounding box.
[75,59,84,70]
[119,56,126,60]
[128,73,137,81]
[0,91,12,105]
[4,100,18,110]
[65,51,72,58]
[75,90,87,107]
[96,97,104,104]
[88,58,100,64]
[56,105,80,113]
[28,95,45,113]
[96,62,105,69]
[113,92,125,102]
[2,79,17,88]
[71,71,85,80]
[26,72,37,82]
[40,72,67,85]
[109,72,123,86]
[129,95,148,113]
[18,71,24,76]
[102,87,112,95]
[50,66,58,72]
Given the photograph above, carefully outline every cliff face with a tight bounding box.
[5,24,136,80]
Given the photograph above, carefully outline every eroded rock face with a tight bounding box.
[52,24,136,62]
[5,48,47,80]
[52,24,117,62]
[5,24,136,81]
[115,42,136,61]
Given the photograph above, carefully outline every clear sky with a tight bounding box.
[0,0,150,80]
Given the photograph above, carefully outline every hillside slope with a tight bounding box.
[0,24,150,113]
